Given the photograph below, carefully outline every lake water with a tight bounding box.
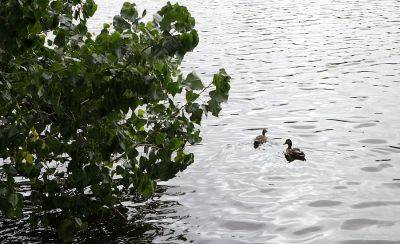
[2,0,400,243]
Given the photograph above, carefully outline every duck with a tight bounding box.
[254,128,268,148]
[283,139,306,162]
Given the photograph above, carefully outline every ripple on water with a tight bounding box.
[290,125,316,130]
[382,183,400,189]
[308,200,342,207]
[358,139,387,144]
[293,226,323,236]
[347,182,361,185]
[314,128,334,133]
[360,163,393,172]
[341,219,395,230]
[267,176,286,180]
[378,147,400,154]
[375,159,391,162]
[389,145,400,150]
[259,188,276,193]
[340,240,400,244]
[333,186,348,190]
[220,220,267,231]
[354,123,377,129]
[351,201,400,209]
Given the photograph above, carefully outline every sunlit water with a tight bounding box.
[2,0,400,243]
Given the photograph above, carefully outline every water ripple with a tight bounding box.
[341,219,395,230]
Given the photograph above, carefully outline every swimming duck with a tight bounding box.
[283,139,306,162]
[254,129,268,148]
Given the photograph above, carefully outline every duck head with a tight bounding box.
[283,139,292,148]
[262,128,268,135]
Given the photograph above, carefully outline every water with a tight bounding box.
[91,0,400,243]
[2,0,400,243]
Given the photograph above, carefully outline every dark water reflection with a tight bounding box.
[0,185,189,243]
[3,0,400,242]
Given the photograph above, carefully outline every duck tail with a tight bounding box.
[254,141,260,149]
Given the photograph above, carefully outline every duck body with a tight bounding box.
[254,129,268,148]
[284,139,306,162]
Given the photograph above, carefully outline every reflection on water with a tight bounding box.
[0,185,189,243]
[3,0,400,242]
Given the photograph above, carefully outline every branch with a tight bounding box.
[110,143,159,163]
[112,206,127,220]
[198,81,213,95]
[172,80,213,117]
[110,153,126,164]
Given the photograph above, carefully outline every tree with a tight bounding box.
[0,0,230,241]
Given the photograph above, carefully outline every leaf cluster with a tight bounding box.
[0,0,230,241]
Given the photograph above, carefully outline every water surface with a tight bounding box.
[110,0,400,242]
[3,0,400,243]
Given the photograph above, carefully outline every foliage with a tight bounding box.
[0,0,230,241]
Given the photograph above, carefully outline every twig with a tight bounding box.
[172,81,213,117]
[112,207,127,220]
[110,143,159,163]
[110,153,126,164]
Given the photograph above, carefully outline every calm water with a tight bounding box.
[2,0,400,243]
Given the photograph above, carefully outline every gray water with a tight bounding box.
[95,0,400,243]
[2,0,400,243]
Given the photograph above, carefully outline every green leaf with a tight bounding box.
[184,72,203,90]
[137,109,145,117]
[30,190,42,203]
[137,173,155,198]
[190,109,203,124]
[191,29,199,47]
[120,2,138,21]
[169,138,183,151]
[57,218,75,242]
[74,217,83,227]
[185,102,200,113]
[211,68,231,102]
[123,89,134,98]
[113,15,131,32]
[185,90,199,103]
[116,165,124,175]
[7,126,18,138]
[188,130,202,144]
[158,3,195,32]
[155,133,166,145]
[180,32,193,51]
[206,98,222,116]
[183,153,194,166]
[83,0,98,18]
[29,22,42,35]
[37,86,44,98]
[25,152,34,164]
[166,82,181,96]
[8,193,19,207]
